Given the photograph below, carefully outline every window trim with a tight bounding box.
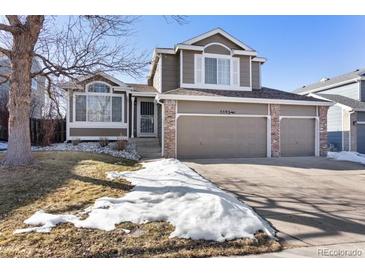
[183,50,249,91]
[202,53,238,89]
[72,85,126,127]
[85,81,112,94]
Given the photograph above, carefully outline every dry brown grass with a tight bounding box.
[0,151,281,258]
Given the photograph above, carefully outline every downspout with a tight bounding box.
[155,94,164,157]
[349,110,356,152]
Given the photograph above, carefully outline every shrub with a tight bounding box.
[116,139,128,151]
[72,138,80,146]
[99,138,109,147]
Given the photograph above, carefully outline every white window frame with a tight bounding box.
[202,53,240,89]
[72,81,126,128]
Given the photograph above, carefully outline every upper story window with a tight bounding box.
[205,57,230,85]
[87,82,110,93]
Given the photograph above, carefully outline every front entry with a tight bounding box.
[137,98,157,137]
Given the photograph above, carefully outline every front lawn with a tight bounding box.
[0,152,280,257]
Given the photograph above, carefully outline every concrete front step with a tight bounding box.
[132,138,161,159]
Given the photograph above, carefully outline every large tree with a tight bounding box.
[0,16,148,166]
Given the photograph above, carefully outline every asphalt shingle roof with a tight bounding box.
[293,68,365,94]
[316,94,365,110]
[127,83,157,93]
[164,87,326,102]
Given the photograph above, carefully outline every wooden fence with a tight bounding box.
[30,118,66,145]
[0,118,66,145]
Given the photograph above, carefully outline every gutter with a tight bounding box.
[156,93,334,107]
[298,77,362,95]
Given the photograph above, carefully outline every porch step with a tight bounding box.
[132,138,161,159]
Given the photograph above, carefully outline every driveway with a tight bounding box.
[185,157,365,251]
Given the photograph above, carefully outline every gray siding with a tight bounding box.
[327,105,343,151]
[153,58,161,92]
[178,101,268,115]
[192,33,243,50]
[280,105,316,116]
[239,56,250,87]
[161,54,179,92]
[70,128,127,137]
[361,81,365,102]
[182,50,195,84]
[252,62,260,90]
[319,82,359,100]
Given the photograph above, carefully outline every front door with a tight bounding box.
[137,98,157,137]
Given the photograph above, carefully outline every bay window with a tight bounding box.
[74,82,123,124]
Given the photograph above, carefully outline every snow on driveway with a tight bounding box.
[15,159,275,242]
[328,151,365,165]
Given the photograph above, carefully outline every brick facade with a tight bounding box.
[163,100,177,158]
[319,106,329,157]
[270,104,281,157]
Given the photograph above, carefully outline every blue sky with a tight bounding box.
[120,16,365,92]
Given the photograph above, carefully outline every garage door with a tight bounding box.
[280,118,315,157]
[357,124,365,153]
[177,116,267,159]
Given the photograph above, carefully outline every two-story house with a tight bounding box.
[295,68,365,154]
[63,28,332,159]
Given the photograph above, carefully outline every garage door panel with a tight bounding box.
[357,124,365,154]
[280,118,315,157]
[177,116,267,159]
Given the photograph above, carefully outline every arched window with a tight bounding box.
[87,82,110,93]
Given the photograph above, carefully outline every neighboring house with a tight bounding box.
[0,55,46,119]
[294,69,365,153]
[63,28,332,159]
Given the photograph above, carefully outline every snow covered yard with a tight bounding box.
[328,151,365,165]
[0,153,280,257]
[15,159,275,241]
[32,141,140,161]
[0,141,140,161]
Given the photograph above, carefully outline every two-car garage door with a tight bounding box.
[177,116,267,159]
[175,101,317,159]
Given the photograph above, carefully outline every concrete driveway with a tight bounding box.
[185,157,365,251]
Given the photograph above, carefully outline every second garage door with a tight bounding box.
[177,116,267,159]
[280,118,316,157]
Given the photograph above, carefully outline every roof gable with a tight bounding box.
[182,28,253,51]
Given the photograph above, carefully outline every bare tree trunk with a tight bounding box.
[2,16,44,166]
[4,41,33,165]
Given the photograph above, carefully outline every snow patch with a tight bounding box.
[15,159,275,242]
[327,151,365,165]
[0,142,7,151]
[32,142,140,161]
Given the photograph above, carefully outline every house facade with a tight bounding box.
[64,28,332,159]
[295,69,365,153]
[0,55,46,119]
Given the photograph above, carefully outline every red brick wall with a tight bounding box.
[270,104,280,157]
[319,106,329,157]
[163,100,177,158]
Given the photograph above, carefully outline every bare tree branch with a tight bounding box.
[0,23,17,34]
